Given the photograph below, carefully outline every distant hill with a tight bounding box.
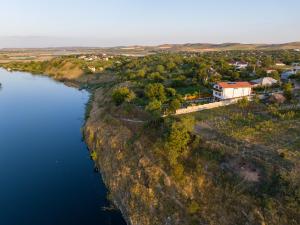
[1,42,300,56]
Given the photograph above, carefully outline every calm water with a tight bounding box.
[0,69,126,225]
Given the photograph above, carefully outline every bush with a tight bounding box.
[165,116,195,165]
[166,98,181,114]
[188,201,200,214]
[237,97,249,109]
[283,82,293,100]
[145,83,166,102]
[172,163,185,181]
[112,87,136,106]
[91,151,98,161]
[146,100,162,117]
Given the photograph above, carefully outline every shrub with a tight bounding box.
[283,82,293,100]
[188,201,200,214]
[91,151,98,161]
[237,97,249,109]
[166,88,177,97]
[172,163,185,181]
[167,98,181,114]
[146,100,162,117]
[112,87,136,106]
[165,116,195,165]
[145,83,166,102]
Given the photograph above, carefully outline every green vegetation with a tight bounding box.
[91,151,98,161]
[1,49,300,225]
[112,87,136,106]
[283,82,293,100]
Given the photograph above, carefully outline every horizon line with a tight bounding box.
[1,41,300,50]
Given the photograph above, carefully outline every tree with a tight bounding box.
[156,65,165,73]
[148,72,164,82]
[166,61,176,72]
[137,69,146,78]
[112,87,136,106]
[167,98,181,114]
[238,97,249,109]
[145,83,166,102]
[166,88,176,97]
[283,82,293,100]
[165,116,195,165]
[231,71,240,80]
[270,71,280,80]
[262,56,274,67]
[146,100,162,117]
[196,68,209,85]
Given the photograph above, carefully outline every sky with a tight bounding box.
[0,0,299,48]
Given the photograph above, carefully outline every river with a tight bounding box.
[0,69,126,225]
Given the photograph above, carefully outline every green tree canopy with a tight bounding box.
[145,83,167,102]
[112,87,136,106]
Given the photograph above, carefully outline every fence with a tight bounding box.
[175,97,249,115]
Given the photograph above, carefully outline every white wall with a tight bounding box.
[175,97,251,115]
[214,87,251,100]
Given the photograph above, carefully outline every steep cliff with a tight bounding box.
[83,87,202,225]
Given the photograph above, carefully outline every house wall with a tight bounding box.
[213,87,251,100]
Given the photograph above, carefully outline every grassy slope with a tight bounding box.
[2,56,299,225]
[84,79,300,225]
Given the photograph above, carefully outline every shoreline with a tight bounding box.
[0,67,129,224]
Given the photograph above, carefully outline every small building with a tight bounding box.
[266,69,277,74]
[229,61,248,70]
[251,77,278,87]
[281,70,295,80]
[213,82,252,100]
[88,66,96,73]
[281,66,300,80]
[275,62,286,67]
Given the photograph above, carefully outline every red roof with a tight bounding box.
[217,82,252,88]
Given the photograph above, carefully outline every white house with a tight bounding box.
[251,77,278,87]
[213,82,252,100]
[229,61,248,70]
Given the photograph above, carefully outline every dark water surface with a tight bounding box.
[0,69,126,225]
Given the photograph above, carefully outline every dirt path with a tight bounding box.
[119,118,146,123]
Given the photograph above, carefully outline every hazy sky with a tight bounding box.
[0,0,299,48]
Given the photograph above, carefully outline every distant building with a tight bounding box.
[275,62,286,67]
[251,77,278,87]
[88,66,96,73]
[281,65,300,80]
[229,61,248,70]
[266,69,277,74]
[213,82,252,100]
[281,70,295,80]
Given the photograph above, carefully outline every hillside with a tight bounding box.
[1,42,300,59]
[84,87,300,225]
[1,51,299,225]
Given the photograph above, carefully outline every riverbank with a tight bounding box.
[1,55,299,225]
[0,69,126,225]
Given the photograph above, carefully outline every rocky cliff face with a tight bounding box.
[83,88,206,225]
